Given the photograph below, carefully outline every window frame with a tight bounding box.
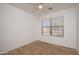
[41,16,64,37]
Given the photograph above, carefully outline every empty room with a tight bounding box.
[0,3,79,55]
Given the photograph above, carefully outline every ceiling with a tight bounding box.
[9,3,77,16]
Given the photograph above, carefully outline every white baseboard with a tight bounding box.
[0,50,9,54]
[0,40,36,54]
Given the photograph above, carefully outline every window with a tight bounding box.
[41,16,64,37]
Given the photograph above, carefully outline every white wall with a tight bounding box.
[36,8,76,49]
[0,4,4,52]
[76,4,79,53]
[0,4,36,53]
[0,4,77,53]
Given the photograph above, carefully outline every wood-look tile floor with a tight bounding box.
[2,40,78,55]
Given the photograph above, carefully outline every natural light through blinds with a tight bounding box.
[41,16,64,37]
